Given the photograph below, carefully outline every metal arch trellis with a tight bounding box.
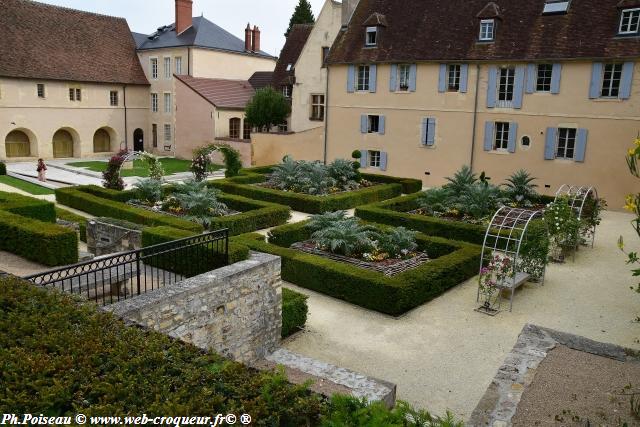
[553,184,599,249]
[476,207,547,314]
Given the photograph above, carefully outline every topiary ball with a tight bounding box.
[351,150,362,159]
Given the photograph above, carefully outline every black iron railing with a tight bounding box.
[23,229,229,306]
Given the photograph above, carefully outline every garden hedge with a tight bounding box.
[55,207,88,243]
[0,275,323,422]
[233,222,481,316]
[282,288,308,338]
[0,162,6,175]
[0,191,56,223]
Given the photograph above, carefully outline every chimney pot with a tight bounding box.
[175,0,193,35]
[252,25,261,53]
[245,23,253,51]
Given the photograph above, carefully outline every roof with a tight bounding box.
[175,75,255,109]
[272,24,314,87]
[135,16,275,59]
[249,71,275,90]
[327,0,640,64]
[0,0,148,85]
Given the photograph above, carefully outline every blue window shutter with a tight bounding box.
[507,122,518,153]
[389,64,397,92]
[484,121,495,151]
[360,115,368,133]
[551,63,562,94]
[427,118,436,146]
[525,63,536,94]
[513,65,526,109]
[620,62,634,99]
[438,64,447,93]
[379,116,386,135]
[575,128,588,162]
[460,64,469,93]
[347,65,355,93]
[360,150,368,168]
[380,152,388,171]
[409,64,417,92]
[589,62,603,99]
[421,118,428,145]
[369,65,377,93]
[544,128,557,160]
[487,66,497,108]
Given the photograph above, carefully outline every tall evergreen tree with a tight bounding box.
[285,0,315,37]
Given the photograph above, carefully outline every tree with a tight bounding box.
[244,87,291,130]
[285,0,315,37]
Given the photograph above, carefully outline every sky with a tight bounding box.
[36,0,326,57]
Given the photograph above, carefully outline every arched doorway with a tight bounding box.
[133,128,144,152]
[93,129,111,153]
[52,129,74,158]
[5,130,31,157]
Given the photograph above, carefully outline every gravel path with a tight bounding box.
[282,210,640,419]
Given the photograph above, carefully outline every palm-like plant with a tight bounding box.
[173,178,208,195]
[307,211,349,232]
[455,183,509,219]
[133,178,164,204]
[443,165,477,196]
[311,219,378,256]
[503,169,538,206]
[416,188,453,215]
[297,161,336,195]
[174,187,229,226]
[376,227,418,258]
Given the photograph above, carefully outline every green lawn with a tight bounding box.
[0,176,55,195]
[66,158,223,177]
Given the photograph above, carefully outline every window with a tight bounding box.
[243,121,251,140]
[282,85,292,98]
[69,88,81,102]
[175,57,183,75]
[278,123,288,132]
[164,57,171,79]
[536,64,553,92]
[448,64,461,91]
[37,84,45,98]
[619,8,640,34]
[494,122,510,150]
[229,118,241,139]
[601,63,623,97]
[357,65,370,91]
[151,93,158,112]
[368,150,381,168]
[152,124,158,148]
[150,58,158,79]
[322,47,330,66]
[164,124,172,146]
[310,94,325,120]
[479,19,495,41]
[110,91,119,106]
[398,64,411,91]
[498,67,515,104]
[521,135,531,148]
[164,93,172,114]
[542,1,570,14]
[556,128,576,159]
[367,115,380,133]
[366,27,378,46]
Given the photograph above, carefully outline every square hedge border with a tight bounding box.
[209,166,422,214]
[355,193,555,245]
[232,221,481,316]
[55,185,291,236]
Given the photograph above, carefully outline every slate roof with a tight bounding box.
[175,75,255,109]
[249,71,275,90]
[327,0,640,64]
[272,24,314,87]
[135,16,275,59]
[0,0,148,85]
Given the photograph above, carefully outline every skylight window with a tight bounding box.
[286,63,293,71]
[543,1,570,15]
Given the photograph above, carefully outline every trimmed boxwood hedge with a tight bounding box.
[55,207,88,243]
[360,172,423,194]
[0,275,323,422]
[233,222,481,316]
[282,288,308,338]
[0,191,56,223]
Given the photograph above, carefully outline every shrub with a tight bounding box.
[376,227,418,258]
[282,288,308,338]
[443,165,477,196]
[102,150,126,190]
[544,197,581,257]
[132,178,164,204]
[190,153,209,181]
[217,145,243,178]
[0,191,56,223]
[244,86,291,129]
[173,186,229,227]
[359,172,422,194]
[416,188,451,215]
[503,169,538,206]
[454,183,508,219]
[306,211,349,233]
[0,162,6,175]
[311,218,377,257]
[328,159,359,189]
[0,276,323,423]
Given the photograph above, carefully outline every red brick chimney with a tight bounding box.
[245,23,253,51]
[175,0,193,35]
[252,25,261,52]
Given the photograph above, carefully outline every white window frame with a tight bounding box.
[479,19,495,41]
[368,150,381,168]
[163,124,172,146]
[164,57,172,79]
[151,93,158,113]
[357,65,370,91]
[556,127,576,159]
[497,66,515,107]
[164,92,172,114]
[365,27,378,46]
[601,63,623,98]
[398,64,411,91]
[110,90,119,107]
[536,63,553,92]
[310,94,325,121]
[493,122,510,151]
[37,84,45,98]
[447,64,461,91]
[69,87,81,102]
[367,115,380,133]
[282,85,292,98]
[175,56,183,75]
[150,57,158,80]
[619,8,640,34]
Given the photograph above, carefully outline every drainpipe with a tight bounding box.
[187,48,191,76]
[469,63,481,171]
[323,67,330,165]
[123,85,128,150]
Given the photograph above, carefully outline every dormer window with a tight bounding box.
[542,0,570,15]
[479,19,495,41]
[619,8,640,34]
[366,27,378,46]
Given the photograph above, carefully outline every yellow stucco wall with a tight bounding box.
[252,127,325,166]
[191,48,276,80]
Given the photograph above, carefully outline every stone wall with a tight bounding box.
[86,219,142,256]
[104,252,282,363]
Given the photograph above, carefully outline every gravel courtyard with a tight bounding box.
[282,210,640,419]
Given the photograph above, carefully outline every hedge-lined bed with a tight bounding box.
[56,185,290,236]
[0,191,56,223]
[232,221,481,316]
[209,167,422,214]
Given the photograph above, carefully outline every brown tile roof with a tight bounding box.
[272,24,314,87]
[0,0,148,85]
[328,0,640,64]
[175,75,255,109]
[249,71,275,90]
